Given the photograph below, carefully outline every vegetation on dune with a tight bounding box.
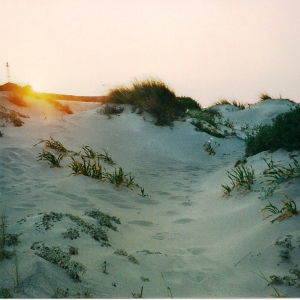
[245,106,300,156]
[213,99,246,109]
[105,79,200,126]
[0,105,29,127]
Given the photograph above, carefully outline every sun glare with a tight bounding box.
[31,83,42,93]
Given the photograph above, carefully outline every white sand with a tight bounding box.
[0,93,300,298]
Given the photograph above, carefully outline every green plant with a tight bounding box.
[114,249,139,264]
[261,195,298,222]
[176,96,201,111]
[4,233,21,246]
[98,148,116,165]
[261,157,300,185]
[37,149,64,167]
[84,211,120,231]
[105,167,134,188]
[203,139,220,155]
[52,288,93,298]
[221,184,232,197]
[225,165,255,191]
[98,104,124,119]
[31,242,86,282]
[161,272,173,298]
[34,137,69,153]
[102,261,108,274]
[245,106,300,156]
[0,287,12,298]
[139,187,149,197]
[62,228,80,240]
[255,269,285,298]
[69,156,105,180]
[261,202,282,215]
[132,286,143,298]
[257,183,279,199]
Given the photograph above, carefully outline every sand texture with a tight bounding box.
[0,93,300,298]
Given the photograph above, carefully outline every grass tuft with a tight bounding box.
[106,78,187,126]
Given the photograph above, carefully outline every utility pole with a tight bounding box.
[6,62,11,82]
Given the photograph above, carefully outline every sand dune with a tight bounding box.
[0,93,299,298]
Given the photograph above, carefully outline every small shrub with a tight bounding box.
[176,96,201,111]
[31,242,86,282]
[98,105,124,118]
[62,228,80,240]
[245,106,300,156]
[84,211,120,231]
[37,150,65,167]
[5,233,21,246]
[114,249,139,264]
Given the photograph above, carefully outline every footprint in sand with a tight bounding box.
[127,220,154,226]
[172,218,194,224]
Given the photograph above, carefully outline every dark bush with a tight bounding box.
[245,106,300,156]
[176,96,201,111]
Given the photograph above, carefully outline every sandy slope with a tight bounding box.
[0,93,300,298]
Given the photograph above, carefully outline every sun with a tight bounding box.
[31,83,42,93]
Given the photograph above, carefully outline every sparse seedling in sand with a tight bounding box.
[261,156,300,185]
[114,249,139,264]
[203,138,220,155]
[102,261,108,274]
[69,156,105,180]
[105,167,135,188]
[132,286,143,298]
[139,187,149,197]
[37,149,64,167]
[221,184,232,197]
[34,136,67,152]
[261,194,299,223]
[224,164,255,193]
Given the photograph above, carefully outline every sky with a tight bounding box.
[1,0,300,107]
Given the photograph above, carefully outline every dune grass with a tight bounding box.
[214,99,246,109]
[106,78,197,126]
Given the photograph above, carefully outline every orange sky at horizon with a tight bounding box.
[1,0,300,107]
